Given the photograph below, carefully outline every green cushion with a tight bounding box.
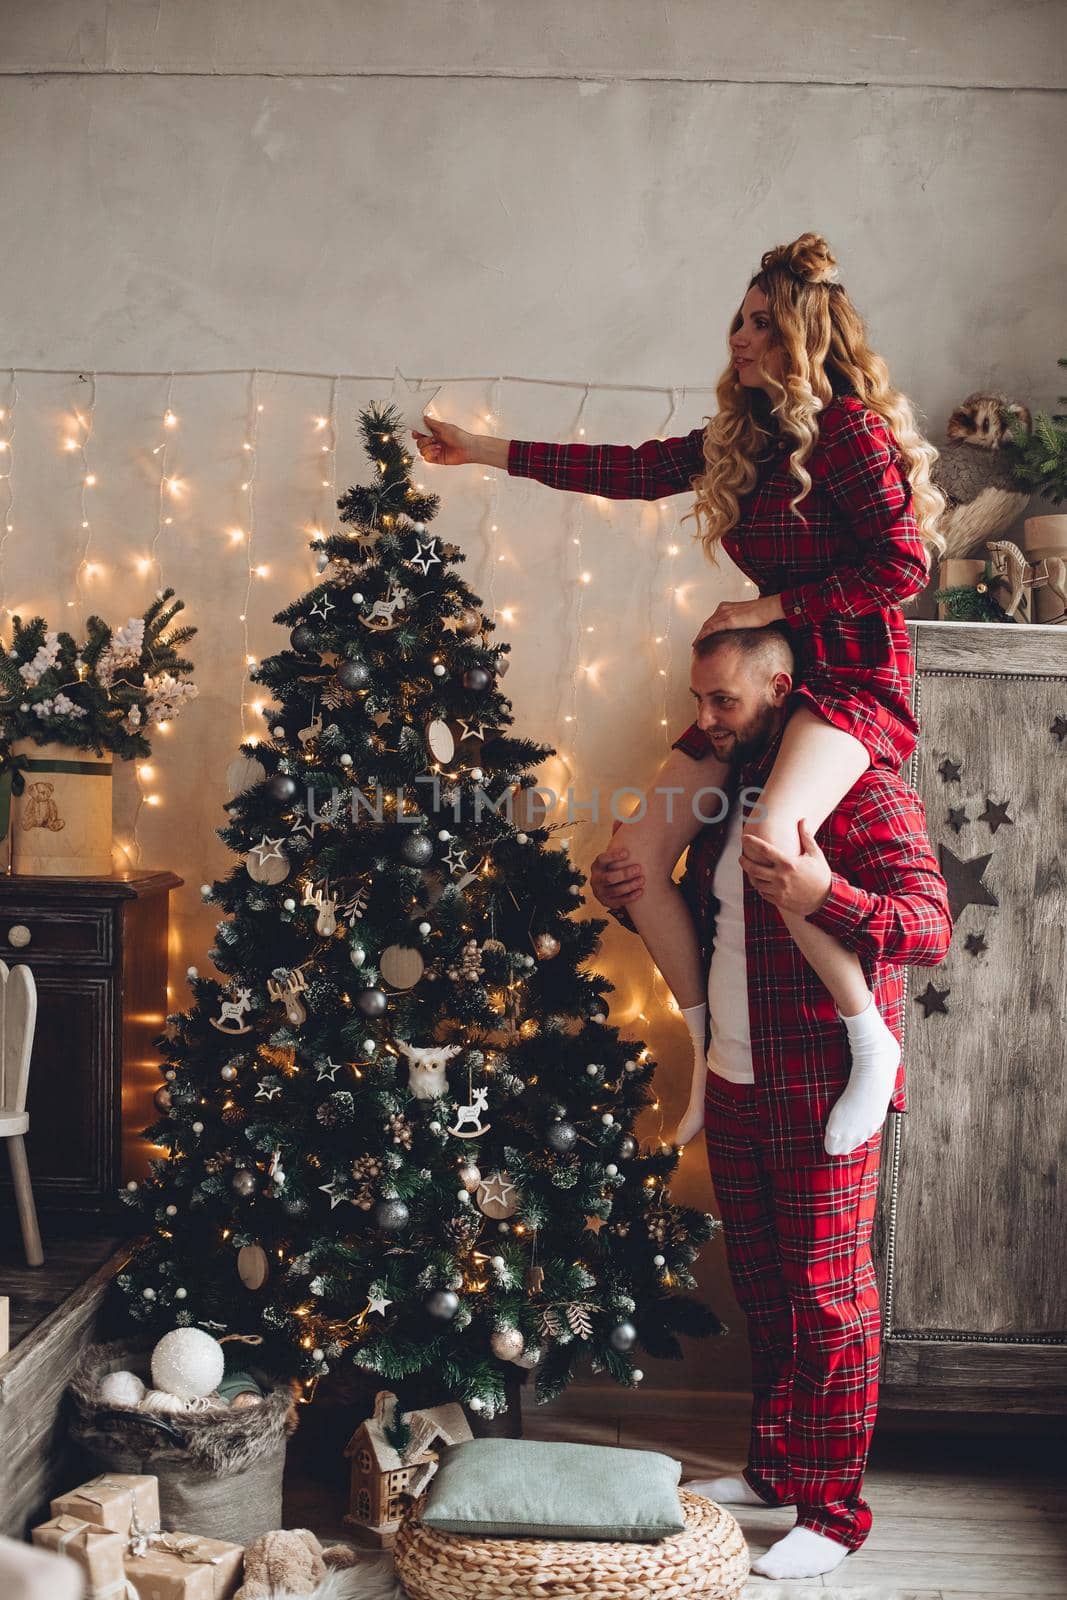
[420,1438,685,1541]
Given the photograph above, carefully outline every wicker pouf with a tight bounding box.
[393,1487,749,1600]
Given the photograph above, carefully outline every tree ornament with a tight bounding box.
[336,659,370,691]
[210,986,254,1034]
[463,667,491,692]
[358,581,411,631]
[268,774,299,804]
[400,831,434,866]
[459,1163,482,1191]
[407,536,442,576]
[151,1327,226,1400]
[448,1086,490,1139]
[246,835,290,885]
[290,624,318,656]
[267,966,309,1026]
[231,1169,257,1198]
[357,986,387,1018]
[426,718,456,764]
[547,1119,578,1154]
[455,607,481,636]
[609,1320,638,1352]
[476,1170,518,1219]
[490,1327,525,1361]
[617,1135,638,1159]
[374,1197,410,1233]
[153,1086,173,1114]
[387,1112,413,1149]
[533,932,561,960]
[237,1243,270,1291]
[426,1289,460,1320]
[397,1040,461,1098]
[380,945,425,990]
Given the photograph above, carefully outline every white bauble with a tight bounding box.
[99,1370,146,1408]
[150,1327,226,1400]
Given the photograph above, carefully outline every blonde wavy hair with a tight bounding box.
[681,231,947,572]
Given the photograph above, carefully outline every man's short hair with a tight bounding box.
[693,620,795,676]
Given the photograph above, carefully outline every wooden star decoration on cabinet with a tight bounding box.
[964,931,988,957]
[937,758,963,784]
[978,798,1014,834]
[938,844,998,922]
[946,806,970,834]
[915,981,950,1017]
[1051,715,1067,743]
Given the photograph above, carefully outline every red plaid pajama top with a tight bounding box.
[672,721,953,1164]
[507,393,928,771]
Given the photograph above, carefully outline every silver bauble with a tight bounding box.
[357,987,387,1017]
[231,1169,257,1198]
[400,831,434,865]
[490,1327,525,1361]
[547,1119,578,1154]
[617,1136,638,1159]
[609,1320,638,1352]
[426,1289,460,1320]
[337,658,371,690]
[268,774,299,803]
[463,667,491,692]
[374,1197,410,1232]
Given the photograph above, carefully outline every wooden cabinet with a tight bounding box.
[875,621,1067,1410]
[0,871,181,1226]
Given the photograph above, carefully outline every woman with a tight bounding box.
[412,231,946,1159]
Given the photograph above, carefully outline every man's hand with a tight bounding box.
[693,593,783,645]
[590,841,645,910]
[739,819,833,916]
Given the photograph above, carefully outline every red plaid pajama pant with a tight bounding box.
[703,1072,883,1550]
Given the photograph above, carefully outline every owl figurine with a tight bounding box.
[932,392,1033,560]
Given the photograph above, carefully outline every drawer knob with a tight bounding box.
[7,924,32,948]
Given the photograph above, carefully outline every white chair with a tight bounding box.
[0,960,43,1267]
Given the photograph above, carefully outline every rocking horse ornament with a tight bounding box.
[210,986,254,1034]
[986,539,1067,624]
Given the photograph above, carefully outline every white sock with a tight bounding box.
[684,1474,765,1507]
[823,993,900,1157]
[681,1002,707,1065]
[750,1525,851,1579]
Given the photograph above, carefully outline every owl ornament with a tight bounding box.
[932,392,1033,561]
[396,1040,462,1099]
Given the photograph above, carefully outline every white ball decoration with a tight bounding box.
[191,1121,204,1135]
[200,885,213,900]
[141,1388,189,1414]
[352,592,364,604]
[418,921,431,935]
[175,1287,187,1300]
[273,726,285,737]
[458,1189,471,1204]
[586,1064,598,1077]
[568,885,581,896]
[516,832,528,844]
[151,1327,226,1400]
[522,955,534,968]
[606,1164,618,1177]
[492,1256,505,1270]
[99,1370,147,1408]
[340,754,353,767]
[470,767,483,782]
[437,829,451,841]
[653,1254,666,1267]
[433,664,446,678]
[186,966,198,981]
[633,1369,645,1383]
[142,1287,156,1300]
[312,1347,324,1362]
[601,1114,615,1126]
[283,898,296,912]
[468,1397,484,1413]
[165,1204,178,1216]
[126,1181,139,1192]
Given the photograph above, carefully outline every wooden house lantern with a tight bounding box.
[343,1388,473,1546]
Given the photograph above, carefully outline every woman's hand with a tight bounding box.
[411,415,479,467]
[692,593,784,645]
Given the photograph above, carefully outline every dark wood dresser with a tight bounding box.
[875,621,1066,1411]
[0,871,181,1227]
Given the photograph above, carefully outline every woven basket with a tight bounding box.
[66,1341,299,1548]
[393,1488,749,1600]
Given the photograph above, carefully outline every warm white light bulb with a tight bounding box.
[84,473,97,486]
[164,411,178,428]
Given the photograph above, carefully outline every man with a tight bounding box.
[590,622,953,1581]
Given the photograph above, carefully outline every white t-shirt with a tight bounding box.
[705,800,755,1084]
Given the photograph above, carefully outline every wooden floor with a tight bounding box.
[0,1229,124,1352]
[286,1389,1067,1599]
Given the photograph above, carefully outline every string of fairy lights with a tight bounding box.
[0,365,757,1036]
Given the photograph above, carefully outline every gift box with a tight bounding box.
[125,1532,243,1600]
[52,1472,161,1539]
[31,1513,129,1599]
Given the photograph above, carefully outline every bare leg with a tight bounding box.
[613,743,731,1008]
[741,704,872,1011]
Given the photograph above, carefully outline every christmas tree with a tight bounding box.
[118,401,722,1417]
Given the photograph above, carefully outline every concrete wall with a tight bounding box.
[2,2,1064,1395]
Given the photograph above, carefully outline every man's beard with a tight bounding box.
[723,701,779,772]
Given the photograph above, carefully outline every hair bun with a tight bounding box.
[762,232,839,285]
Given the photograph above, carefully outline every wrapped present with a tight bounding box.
[52,1473,161,1540]
[31,1513,131,1599]
[125,1531,243,1600]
